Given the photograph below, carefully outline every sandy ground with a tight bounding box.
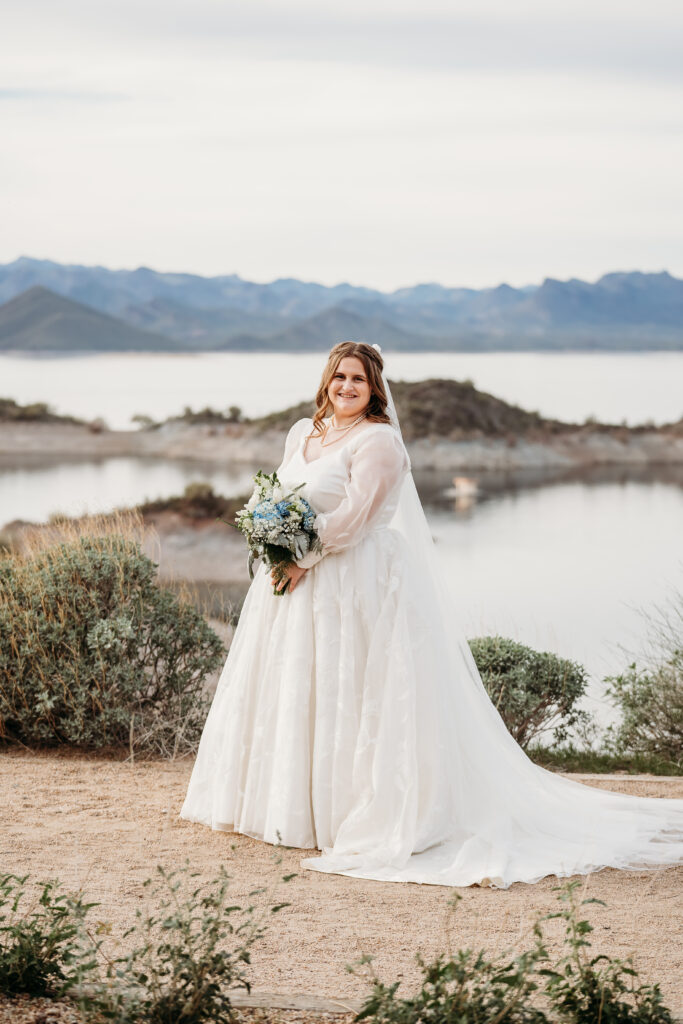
[2,749,682,1013]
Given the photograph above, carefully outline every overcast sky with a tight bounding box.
[2,0,682,290]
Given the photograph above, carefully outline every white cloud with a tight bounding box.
[1,1,681,288]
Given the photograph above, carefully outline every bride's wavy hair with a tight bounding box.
[311,341,392,436]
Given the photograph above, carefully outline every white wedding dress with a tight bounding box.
[180,415,683,888]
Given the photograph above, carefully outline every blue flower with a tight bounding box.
[253,500,277,521]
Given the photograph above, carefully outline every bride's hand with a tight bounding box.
[271,563,308,593]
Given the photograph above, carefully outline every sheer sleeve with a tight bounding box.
[295,428,409,569]
[276,417,310,474]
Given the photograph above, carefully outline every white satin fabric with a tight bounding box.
[180,416,683,888]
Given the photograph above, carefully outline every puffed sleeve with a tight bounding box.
[276,417,311,474]
[295,428,409,569]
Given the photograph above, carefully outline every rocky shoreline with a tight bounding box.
[2,418,683,471]
[2,413,682,596]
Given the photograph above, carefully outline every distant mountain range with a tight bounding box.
[0,257,681,352]
[0,287,182,352]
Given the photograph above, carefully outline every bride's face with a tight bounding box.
[328,356,372,420]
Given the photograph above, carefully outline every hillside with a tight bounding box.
[142,376,683,440]
[0,286,184,352]
[217,305,426,351]
[0,259,682,350]
[246,378,583,439]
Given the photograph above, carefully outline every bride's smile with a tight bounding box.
[328,356,372,424]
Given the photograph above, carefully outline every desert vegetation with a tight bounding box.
[0,870,676,1024]
[136,481,247,522]
[132,405,245,430]
[1,511,681,774]
[1,516,681,1021]
[0,396,89,426]
[469,636,590,750]
[469,628,683,776]
[0,512,224,758]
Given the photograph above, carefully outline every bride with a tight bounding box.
[180,341,683,888]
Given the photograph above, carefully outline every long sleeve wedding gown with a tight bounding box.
[180,415,683,888]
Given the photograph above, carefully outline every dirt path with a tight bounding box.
[2,749,682,1011]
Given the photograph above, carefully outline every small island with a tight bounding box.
[2,378,682,472]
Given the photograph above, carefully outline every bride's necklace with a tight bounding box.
[320,411,368,448]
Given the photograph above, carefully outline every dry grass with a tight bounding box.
[0,505,223,632]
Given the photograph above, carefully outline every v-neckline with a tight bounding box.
[299,419,387,466]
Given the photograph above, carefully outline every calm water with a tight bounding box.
[430,472,683,724]
[2,350,682,727]
[0,454,256,525]
[1,351,682,429]
[2,452,682,726]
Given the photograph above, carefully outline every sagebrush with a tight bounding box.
[469,635,590,748]
[604,586,683,765]
[0,532,224,756]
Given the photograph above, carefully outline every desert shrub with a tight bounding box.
[469,635,590,748]
[351,882,674,1024]
[1,861,292,1024]
[603,586,683,766]
[138,482,246,522]
[0,873,98,999]
[604,658,683,766]
[0,534,224,756]
[132,413,158,430]
[0,397,86,425]
[352,915,548,1024]
[90,861,290,1024]
[175,405,243,425]
[541,882,674,1024]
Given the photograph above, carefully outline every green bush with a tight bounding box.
[604,658,683,766]
[351,881,674,1024]
[0,873,97,999]
[541,882,674,1024]
[1,871,675,1024]
[138,482,246,522]
[92,862,289,1024]
[469,636,590,749]
[0,534,224,756]
[352,925,548,1024]
[0,397,86,425]
[1,861,293,1023]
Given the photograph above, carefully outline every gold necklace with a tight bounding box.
[320,411,368,447]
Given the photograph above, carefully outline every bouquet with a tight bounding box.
[229,470,323,595]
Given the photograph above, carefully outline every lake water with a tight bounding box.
[1,350,682,730]
[1,450,681,727]
[1,350,682,429]
[429,470,683,725]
